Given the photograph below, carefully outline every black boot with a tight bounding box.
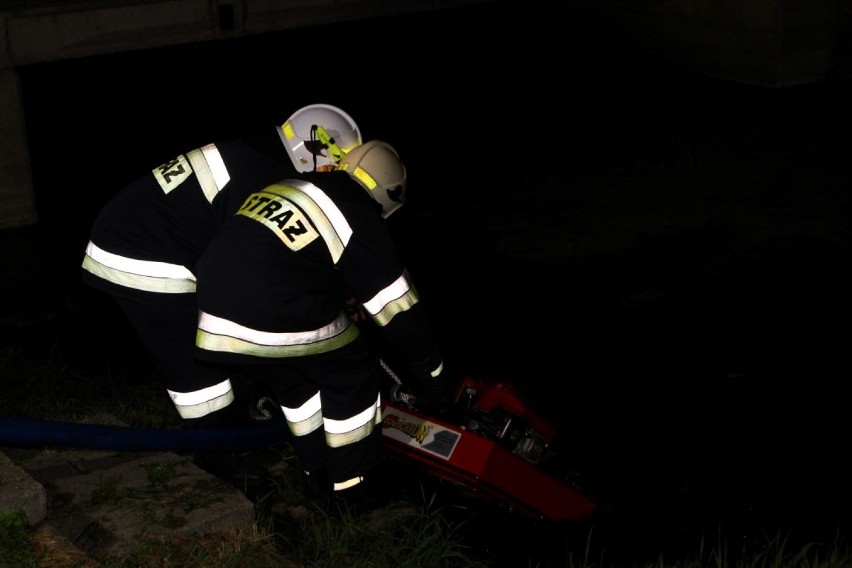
[301,468,332,502]
[327,466,405,517]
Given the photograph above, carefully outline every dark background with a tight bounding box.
[8,0,852,564]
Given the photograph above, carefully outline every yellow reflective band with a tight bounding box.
[167,379,234,419]
[333,476,363,491]
[351,166,377,190]
[287,409,323,437]
[326,419,375,448]
[431,361,444,378]
[371,291,419,327]
[85,241,196,280]
[282,391,322,422]
[169,390,234,419]
[186,144,230,204]
[282,122,296,140]
[196,311,360,358]
[364,273,421,327]
[197,325,359,357]
[324,394,380,448]
[363,272,414,315]
[82,245,197,294]
[168,378,233,406]
[256,181,352,263]
[281,393,323,437]
[314,124,345,162]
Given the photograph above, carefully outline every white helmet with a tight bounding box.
[338,140,407,218]
[280,104,362,172]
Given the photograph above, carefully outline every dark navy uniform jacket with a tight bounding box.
[82,127,298,298]
[194,170,442,382]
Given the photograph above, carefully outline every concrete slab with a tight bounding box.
[0,416,258,562]
[0,449,46,525]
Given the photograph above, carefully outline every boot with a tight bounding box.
[327,466,405,517]
[301,468,332,503]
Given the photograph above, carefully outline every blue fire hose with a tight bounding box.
[0,416,290,453]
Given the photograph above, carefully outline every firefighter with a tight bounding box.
[193,140,453,514]
[80,104,362,483]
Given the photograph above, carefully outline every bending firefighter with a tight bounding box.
[194,141,453,513]
[80,104,362,432]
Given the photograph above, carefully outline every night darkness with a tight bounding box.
[6,0,852,565]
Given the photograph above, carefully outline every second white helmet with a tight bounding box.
[280,104,362,172]
[338,140,407,218]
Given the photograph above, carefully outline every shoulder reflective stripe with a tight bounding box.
[324,394,380,448]
[153,154,193,194]
[201,144,230,189]
[363,272,420,327]
[281,392,324,437]
[196,311,360,357]
[82,242,196,293]
[287,180,352,246]
[187,144,230,204]
[269,181,351,262]
[167,379,234,419]
[237,189,319,251]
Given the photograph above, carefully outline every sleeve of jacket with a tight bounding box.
[336,205,443,382]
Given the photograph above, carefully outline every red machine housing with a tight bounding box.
[380,375,597,522]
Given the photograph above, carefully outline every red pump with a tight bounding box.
[380,373,597,522]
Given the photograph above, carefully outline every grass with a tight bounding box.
[1,320,851,567]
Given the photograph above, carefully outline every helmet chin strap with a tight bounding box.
[309,124,345,172]
[310,125,320,172]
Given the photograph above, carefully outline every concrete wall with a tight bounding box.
[0,0,491,230]
[2,0,849,230]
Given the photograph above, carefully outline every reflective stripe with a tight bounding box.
[431,361,445,378]
[363,272,420,327]
[287,180,353,248]
[334,476,363,491]
[281,392,323,437]
[196,311,359,358]
[264,181,352,262]
[82,241,196,293]
[324,394,380,448]
[186,144,230,204]
[167,378,234,419]
[282,391,322,422]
